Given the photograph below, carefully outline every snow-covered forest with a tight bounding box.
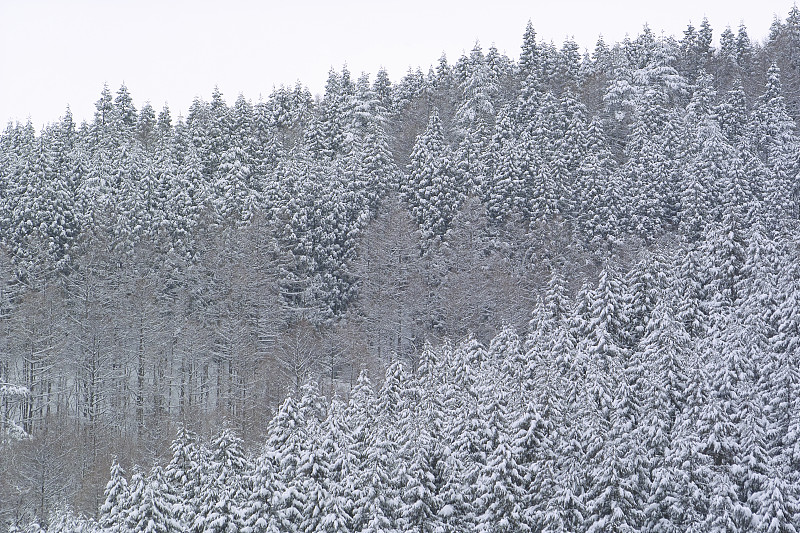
[2,7,800,531]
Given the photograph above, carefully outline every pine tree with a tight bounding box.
[93,83,115,139]
[114,84,138,134]
[373,67,394,114]
[263,397,309,533]
[511,399,557,530]
[46,509,100,533]
[214,146,254,223]
[398,425,443,533]
[622,87,684,239]
[519,21,540,85]
[484,106,524,222]
[680,115,740,240]
[752,473,799,533]
[769,274,800,481]
[192,428,251,533]
[164,426,203,528]
[705,472,743,532]
[401,110,459,241]
[357,121,397,216]
[647,419,712,532]
[124,466,183,533]
[454,43,497,131]
[315,400,356,533]
[716,83,749,149]
[577,266,631,374]
[99,459,128,533]
[750,64,799,219]
[583,380,647,533]
[137,102,157,150]
[574,118,619,250]
[701,213,748,309]
[472,390,530,533]
[638,302,690,463]
[299,432,334,533]
[240,450,277,533]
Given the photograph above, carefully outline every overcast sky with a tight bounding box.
[1,0,796,129]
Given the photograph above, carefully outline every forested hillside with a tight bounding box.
[2,7,800,531]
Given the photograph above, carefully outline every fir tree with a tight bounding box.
[401,110,459,241]
[99,459,128,533]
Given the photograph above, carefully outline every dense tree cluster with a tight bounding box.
[2,7,800,529]
[22,228,800,531]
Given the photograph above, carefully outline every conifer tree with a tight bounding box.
[574,118,619,249]
[262,397,309,533]
[192,428,250,533]
[164,426,203,528]
[752,473,799,533]
[583,380,647,533]
[472,391,529,533]
[99,459,128,533]
[124,466,183,533]
[484,106,524,222]
[518,21,541,86]
[750,64,799,219]
[401,110,459,241]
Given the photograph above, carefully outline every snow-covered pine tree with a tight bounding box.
[750,64,799,220]
[192,428,251,533]
[401,110,459,242]
[98,459,128,533]
[123,466,183,533]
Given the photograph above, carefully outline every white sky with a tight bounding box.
[1,0,796,129]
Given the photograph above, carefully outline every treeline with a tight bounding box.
[22,220,800,532]
[1,6,800,526]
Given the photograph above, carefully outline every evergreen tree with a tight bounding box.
[99,459,128,533]
[583,380,647,533]
[484,106,524,222]
[518,21,541,86]
[192,428,250,533]
[752,473,799,533]
[750,64,799,219]
[574,118,619,249]
[164,426,203,528]
[263,397,309,533]
[472,390,529,533]
[401,110,459,241]
[123,466,182,533]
